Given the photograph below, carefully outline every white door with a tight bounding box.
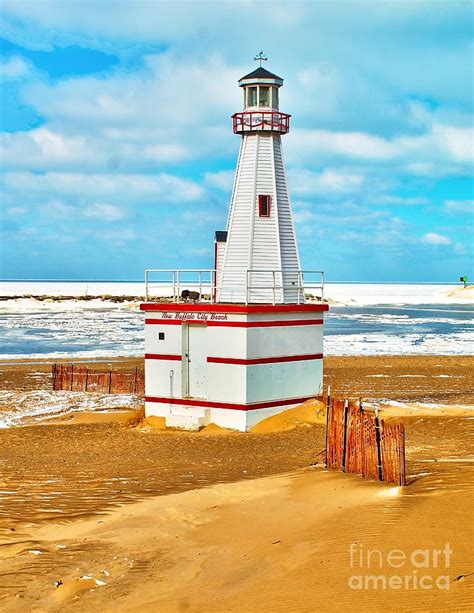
[187,325,207,399]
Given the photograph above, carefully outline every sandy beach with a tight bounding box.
[0,355,473,611]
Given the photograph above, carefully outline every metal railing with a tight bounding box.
[245,269,324,305]
[144,268,324,304]
[145,269,216,302]
[232,111,291,134]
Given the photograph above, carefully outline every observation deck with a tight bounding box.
[232,111,290,134]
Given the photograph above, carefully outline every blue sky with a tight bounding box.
[0,0,472,282]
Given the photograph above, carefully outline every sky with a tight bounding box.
[0,0,473,282]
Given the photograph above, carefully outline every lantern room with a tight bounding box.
[239,66,283,110]
[233,66,290,135]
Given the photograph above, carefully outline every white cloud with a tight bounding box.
[39,200,75,217]
[3,171,205,203]
[1,128,89,169]
[288,168,364,195]
[0,55,31,80]
[204,170,234,191]
[375,195,429,206]
[444,200,474,215]
[5,206,27,216]
[287,129,394,162]
[285,123,473,175]
[1,54,240,172]
[433,125,474,162]
[421,232,452,246]
[84,203,125,221]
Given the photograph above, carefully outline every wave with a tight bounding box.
[324,332,474,356]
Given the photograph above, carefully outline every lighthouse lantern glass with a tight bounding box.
[259,86,270,107]
[272,87,279,109]
[246,86,257,107]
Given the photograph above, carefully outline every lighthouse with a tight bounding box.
[218,63,300,304]
[140,58,328,431]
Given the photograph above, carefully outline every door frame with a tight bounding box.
[182,323,190,398]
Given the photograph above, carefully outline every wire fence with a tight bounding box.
[52,364,144,396]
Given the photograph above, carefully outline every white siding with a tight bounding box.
[218,131,301,303]
[218,133,258,302]
[274,136,301,302]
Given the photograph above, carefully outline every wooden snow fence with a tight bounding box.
[325,396,406,486]
[52,364,144,396]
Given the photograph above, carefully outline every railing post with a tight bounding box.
[199,271,202,299]
[145,270,148,302]
[177,270,180,303]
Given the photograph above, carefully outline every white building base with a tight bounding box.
[140,302,328,432]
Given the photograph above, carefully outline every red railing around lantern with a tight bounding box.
[232,111,291,134]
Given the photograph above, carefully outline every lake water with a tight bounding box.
[0,282,472,358]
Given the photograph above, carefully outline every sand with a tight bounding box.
[250,399,327,433]
[0,355,473,611]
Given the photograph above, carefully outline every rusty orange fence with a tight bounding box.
[325,396,406,486]
[52,364,144,396]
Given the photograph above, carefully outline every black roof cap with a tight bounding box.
[240,66,282,81]
[215,230,228,242]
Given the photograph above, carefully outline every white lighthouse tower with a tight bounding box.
[141,57,328,431]
[218,62,301,304]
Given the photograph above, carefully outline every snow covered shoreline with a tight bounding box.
[0,281,472,308]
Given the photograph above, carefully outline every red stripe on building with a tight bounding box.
[145,318,323,327]
[145,319,202,326]
[207,318,323,328]
[141,302,328,313]
[207,353,323,365]
[144,394,316,411]
[145,353,182,361]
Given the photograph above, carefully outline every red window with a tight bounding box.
[258,195,271,217]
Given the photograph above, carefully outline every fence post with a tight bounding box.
[399,427,406,486]
[84,368,89,392]
[108,370,113,394]
[70,364,74,391]
[374,408,383,481]
[133,366,138,395]
[341,399,349,472]
[325,385,331,467]
[52,364,56,390]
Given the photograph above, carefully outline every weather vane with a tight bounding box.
[254,51,268,67]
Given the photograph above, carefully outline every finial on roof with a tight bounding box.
[253,51,268,68]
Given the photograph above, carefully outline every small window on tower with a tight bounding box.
[158,332,165,340]
[247,87,257,107]
[258,195,271,217]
